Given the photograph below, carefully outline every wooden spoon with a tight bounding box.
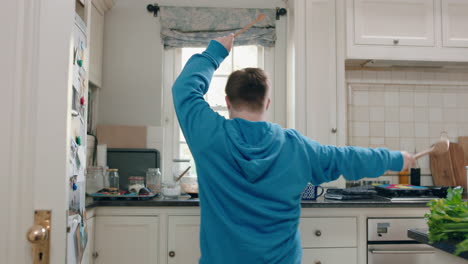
[234,14,266,38]
[414,139,450,160]
[175,166,191,182]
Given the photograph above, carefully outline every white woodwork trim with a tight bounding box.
[294,0,307,135]
[92,0,115,15]
[441,0,468,48]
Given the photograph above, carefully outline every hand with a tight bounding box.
[401,151,416,171]
[214,34,235,53]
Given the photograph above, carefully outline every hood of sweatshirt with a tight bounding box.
[224,118,285,183]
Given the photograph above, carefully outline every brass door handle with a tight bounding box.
[27,210,51,264]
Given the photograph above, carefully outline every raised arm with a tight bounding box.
[300,135,415,185]
[172,35,233,146]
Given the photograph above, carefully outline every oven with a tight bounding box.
[367,218,435,264]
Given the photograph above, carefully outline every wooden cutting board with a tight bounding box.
[459,136,468,166]
[449,142,466,188]
[430,147,457,187]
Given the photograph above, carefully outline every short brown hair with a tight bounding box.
[225,68,269,112]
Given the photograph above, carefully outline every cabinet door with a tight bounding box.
[167,216,200,264]
[300,217,357,248]
[442,0,468,47]
[353,0,435,46]
[94,216,159,264]
[302,248,357,264]
[89,1,104,87]
[83,217,95,264]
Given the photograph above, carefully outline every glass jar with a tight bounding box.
[180,175,198,194]
[86,166,105,192]
[107,168,119,189]
[146,168,161,194]
[128,176,145,186]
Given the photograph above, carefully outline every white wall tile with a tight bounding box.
[414,92,429,107]
[429,123,444,138]
[414,138,430,153]
[385,137,400,150]
[400,123,415,138]
[418,155,430,170]
[458,125,468,136]
[385,107,399,122]
[370,122,385,137]
[400,138,415,152]
[414,123,429,138]
[363,70,377,81]
[444,123,459,138]
[376,71,391,83]
[384,91,399,106]
[391,70,406,83]
[429,92,444,107]
[435,72,449,82]
[405,71,421,83]
[420,176,433,186]
[370,107,385,122]
[457,108,468,123]
[443,93,457,108]
[352,122,370,137]
[385,122,400,137]
[429,108,443,122]
[421,71,436,82]
[456,93,468,108]
[348,70,363,82]
[353,91,369,106]
[352,106,370,122]
[369,91,385,106]
[443,108,458,123]
[352,137,369,147]
[370,137,385,145]
[413,107,428,123]
[399,91,414,106]
[399,107,414,122]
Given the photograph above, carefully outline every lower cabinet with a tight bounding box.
[167,215,201,264]
[302,248,357,264]
[94,216,159,264]
[83,216,95,264]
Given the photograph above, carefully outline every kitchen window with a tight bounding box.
[175,46,265,173]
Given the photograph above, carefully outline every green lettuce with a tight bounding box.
[425,187,468,255]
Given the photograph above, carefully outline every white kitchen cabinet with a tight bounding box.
[167,215,200,264]
[442,0,468,48]
[94,216,159,264]
[346,0,468,61]
[294,0,346,188]
[353,0,435,47]
[302,248,357,264]
[300,217,357,248]
[89,1,104,87]
[84,216,95,264]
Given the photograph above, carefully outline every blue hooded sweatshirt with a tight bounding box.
[172,40,403,264]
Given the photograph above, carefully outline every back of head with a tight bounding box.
[225,68,269,112]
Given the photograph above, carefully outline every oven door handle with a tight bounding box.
[369,249,435,254]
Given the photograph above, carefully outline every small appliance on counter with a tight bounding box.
[374,184,450,202]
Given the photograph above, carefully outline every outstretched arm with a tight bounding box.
[300,135,416,185]
[172,35,234,147]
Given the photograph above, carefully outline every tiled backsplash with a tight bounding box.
[347,69,468,185]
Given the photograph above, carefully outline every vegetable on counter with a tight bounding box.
[425,187,468,255]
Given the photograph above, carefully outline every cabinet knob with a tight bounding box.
[92,252,99,258]
[331,128,337,134]
[393,39,399,45]
[315,230,322,237]
[314,261,322,264]
[169,251,176,257]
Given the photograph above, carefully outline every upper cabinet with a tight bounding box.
[346,0,468,61]
[89,0,114,87]
[441,0,468,48]
[353,0,435,47]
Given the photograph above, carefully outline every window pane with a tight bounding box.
[233,45,259,70]
[215,53,233,75]
[179,143,192,161]
[206,77,227,107]
[181,48,204,66]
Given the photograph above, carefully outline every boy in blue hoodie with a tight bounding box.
[172,34,415,264]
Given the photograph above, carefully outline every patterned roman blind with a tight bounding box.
[159,7,276,48]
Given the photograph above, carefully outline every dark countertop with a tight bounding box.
[408,228,468,260]
[86,195,435,209]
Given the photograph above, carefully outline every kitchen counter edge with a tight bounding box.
[408,228,468,261]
